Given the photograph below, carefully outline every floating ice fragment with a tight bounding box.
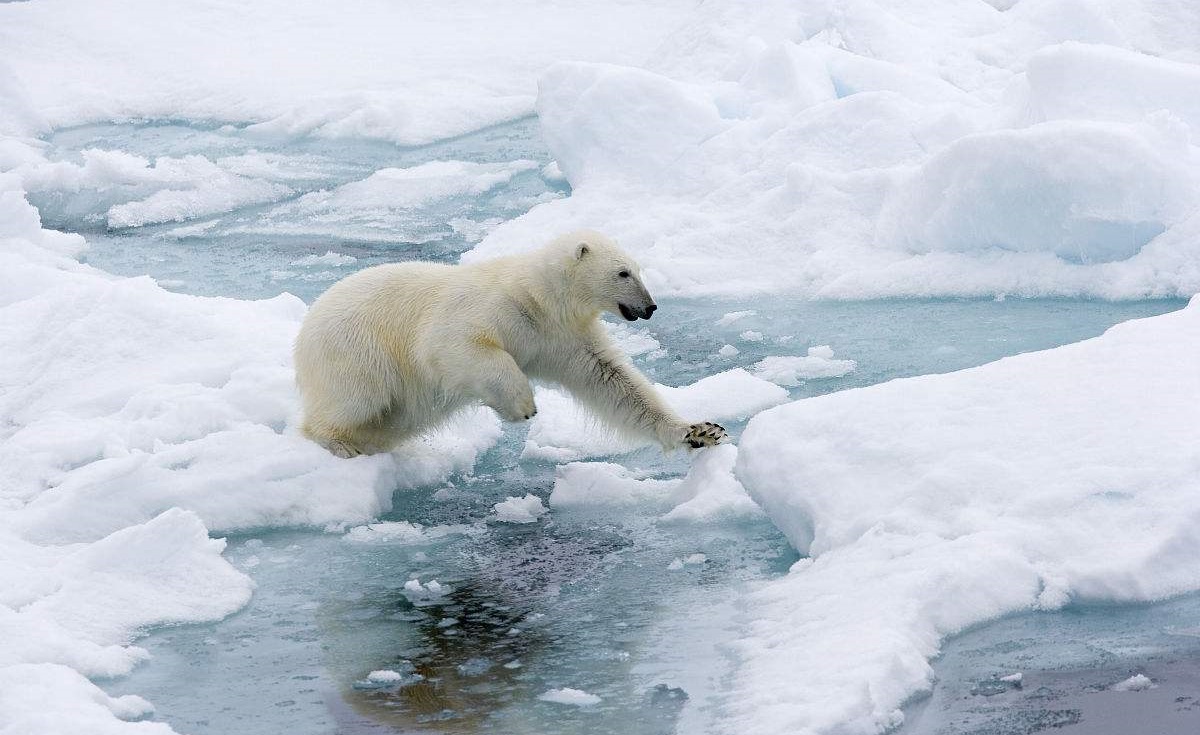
[542,161,566,183]
[751,346,857,386]
[367,670,403,684]
[715,311,755,326]
[1113,674,1154,692]
[739,330,764,342]
[999,672,1023,684]
[402,578,450,603]
[491,494,548,523]
[718,344,739,357]
[538,688,602,706]
[343,520,475,545]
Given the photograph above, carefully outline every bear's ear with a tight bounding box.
[575,242,590,260]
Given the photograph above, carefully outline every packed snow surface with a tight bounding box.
[734,298,1200,735]
[0,0,693,145]
[468,1,1200,299]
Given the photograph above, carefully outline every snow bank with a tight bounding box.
[468,1,1200,298]
[0,0,694,144]
[0,177,500,732]
[731,298,1200,734]
[523,368,787,461]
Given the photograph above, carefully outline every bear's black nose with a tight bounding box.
[644,304,657,319]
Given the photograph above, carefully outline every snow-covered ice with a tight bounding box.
[733,298,1200,734]
[467,0,1200,299]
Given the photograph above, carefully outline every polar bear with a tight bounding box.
[294,230,727,458]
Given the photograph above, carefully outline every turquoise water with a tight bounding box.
[39,120,1189,734]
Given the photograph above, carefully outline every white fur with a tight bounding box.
[294,230,708,458]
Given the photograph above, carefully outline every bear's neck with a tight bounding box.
[519,259,599,333]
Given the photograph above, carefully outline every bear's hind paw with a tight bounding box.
[322,437,363,459]
[684,421,728,449]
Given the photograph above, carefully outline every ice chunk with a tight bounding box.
[549,463,675,509]
[1113,673,1154,692]
[536,62,724,188]
[367,669,404,684]
[661,444,762,523]
[538,687,602,706]
[718,344,739,357]
[751,346,857,386]
[715,311,755,326]
[731,298,1200,735]
[1027,43,1200,131]
[739,330,764,342]
[876,120,1197,263]
[491,494,548,524]
[342,521,475,545]
[402,578,450,604]
[549,445,760,523]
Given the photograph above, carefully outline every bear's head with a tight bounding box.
[563,231,657,322]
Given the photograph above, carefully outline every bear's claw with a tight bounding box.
[684,421,728,448]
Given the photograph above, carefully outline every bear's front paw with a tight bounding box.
[684,421,728,448]
[496,392,538,422]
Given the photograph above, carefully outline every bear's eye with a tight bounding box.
[618,270,630,278]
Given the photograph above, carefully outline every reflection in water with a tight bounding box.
[333,528,685,734]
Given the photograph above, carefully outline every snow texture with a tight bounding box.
[733,298,1200,735]
[467,1,1200,299]
[0,0,693,145]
